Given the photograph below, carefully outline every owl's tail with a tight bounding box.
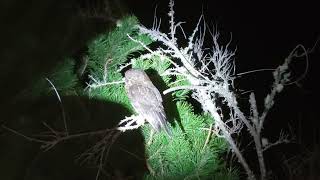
[147,111,172,138]
[156,111,173,138]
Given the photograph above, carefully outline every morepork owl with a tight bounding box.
[124,68,171,136]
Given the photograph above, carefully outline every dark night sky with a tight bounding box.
[127,0,320,133]
[1,0,319,100]
[126,0,320,97]
[127,0,319,65]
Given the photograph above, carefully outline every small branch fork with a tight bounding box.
[86,75,125,90]
[117,115,146,132]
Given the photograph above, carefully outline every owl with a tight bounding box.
[124,68,171,136]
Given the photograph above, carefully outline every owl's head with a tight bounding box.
[124,68,149,83]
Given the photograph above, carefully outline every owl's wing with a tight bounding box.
[126,84,169,133]
[126,84,162,108]
[152,84,163,103]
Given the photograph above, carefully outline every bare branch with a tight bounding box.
[45,78,68,135]
[87,75,124,89]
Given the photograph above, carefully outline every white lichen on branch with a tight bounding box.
[131,0,310,179]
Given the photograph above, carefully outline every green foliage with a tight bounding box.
[45,58,78,94]
[142,100,234,179]
[171,74,191,101]
[86,15,237,179]
[131,55,237,179]
[18,15,237,180]
[87,16,152,109]
[87,16,152,80]
[132,55,172,83]
[16,58,78,100]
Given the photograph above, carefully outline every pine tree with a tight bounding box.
[16,15,238,180]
